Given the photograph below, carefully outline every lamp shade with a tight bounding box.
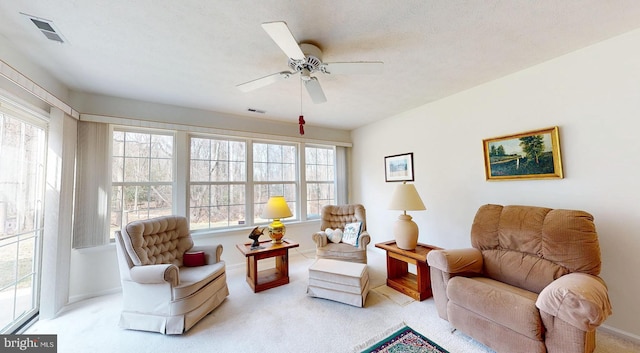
[261,196,293,219]
[388,182,426,211]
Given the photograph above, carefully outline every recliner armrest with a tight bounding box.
[426,248,483,275]
[190,244,223,264]
[312,231,328,247]
[357,231,371,249]
[130,264,179,287]
[536,273,612,331]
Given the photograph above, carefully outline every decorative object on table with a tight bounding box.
[482,126,563,180]
[388,182,426,250]
[248,226,265,250]
[355,323,449,353]
[261,196,293,244]
[384,152,414,182]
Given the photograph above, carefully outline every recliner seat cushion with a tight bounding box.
[447,276,543,341]
[316,243,367,262]
[173,262,226,300]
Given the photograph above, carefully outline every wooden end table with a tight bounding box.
[375,240,441,301]
[235,239,299,293]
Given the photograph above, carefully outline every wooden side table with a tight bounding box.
[375,240,441,301]
[235,239,299,293]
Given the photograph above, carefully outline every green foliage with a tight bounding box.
[519,135,545,163]
[489,144,506,156]
[490,152,555,176]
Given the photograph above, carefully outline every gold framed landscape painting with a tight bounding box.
[483,126,563,180]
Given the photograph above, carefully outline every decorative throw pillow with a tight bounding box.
[325,228,334,239]
[183,251,206,267]
[328,228,343,243]
[342,222,362,246]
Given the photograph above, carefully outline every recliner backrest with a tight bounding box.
[320,204,367,231]
[470,204,601,293]
[120,215,193,267]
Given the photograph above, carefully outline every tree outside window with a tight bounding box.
[110,131,173,237]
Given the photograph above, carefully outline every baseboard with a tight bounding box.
[67,287,121,306]
[599,324,640,345]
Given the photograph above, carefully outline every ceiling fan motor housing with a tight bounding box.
[288,43,323,73]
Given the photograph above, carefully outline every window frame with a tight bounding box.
[304,144,337,219]
[251,140,299,226]
[110,128,176,238]
[106,126,341,238]
[188,135,248,231]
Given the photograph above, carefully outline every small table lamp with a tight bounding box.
[388,182,426,250]
[261,196,293,244]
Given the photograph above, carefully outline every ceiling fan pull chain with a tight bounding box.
[299,78,305,135]
[299,115,305,135]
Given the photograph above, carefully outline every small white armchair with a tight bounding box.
[115,215,229,334]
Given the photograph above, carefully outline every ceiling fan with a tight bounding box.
[236,21,384,104]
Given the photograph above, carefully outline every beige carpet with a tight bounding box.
[25,250,640,353]
[371,285,415,306]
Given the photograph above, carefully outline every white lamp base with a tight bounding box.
[393,214,419,250]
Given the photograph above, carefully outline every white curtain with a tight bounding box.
[72,121,110,248]
[336,146,349,204]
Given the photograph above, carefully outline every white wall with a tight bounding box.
[351,29,640,339]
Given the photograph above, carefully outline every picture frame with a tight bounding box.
[385,153,414,182]
[483,126,563,181]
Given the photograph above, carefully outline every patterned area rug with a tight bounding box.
[357,324,449,353]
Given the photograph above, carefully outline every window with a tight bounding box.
[253,142,297,223]
[305,146,335,218]
[189,137,246,230]
[102,124,342,237]
[0,109,46,333]
[110,130,174,237]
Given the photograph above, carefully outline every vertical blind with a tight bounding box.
[72,121,110,248]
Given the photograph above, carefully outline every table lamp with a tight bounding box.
[388,181,426,250]
[261,196,293,244]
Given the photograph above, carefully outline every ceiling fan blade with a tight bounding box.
[261,21,305,60]
[304,77,327,104]
[321,61,384,75]
[236,71,294,92]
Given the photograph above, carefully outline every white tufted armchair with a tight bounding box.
[115,215,229,334]
[312,204,370,264]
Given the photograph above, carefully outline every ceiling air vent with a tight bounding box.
[247,108,266,114]
[21,13,65,43]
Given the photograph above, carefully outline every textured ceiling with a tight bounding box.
[1,1,640,130]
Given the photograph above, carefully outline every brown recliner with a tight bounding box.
[426,204,612,353]
[311,204,370,264]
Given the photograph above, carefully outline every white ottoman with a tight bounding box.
[307,259,369,307]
